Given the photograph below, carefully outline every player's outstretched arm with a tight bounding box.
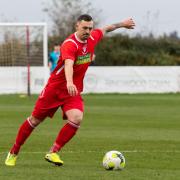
[101,18,135,35]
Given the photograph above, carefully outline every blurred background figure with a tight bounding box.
[48,43,60,73]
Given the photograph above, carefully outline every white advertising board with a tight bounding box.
[1,66,180,94]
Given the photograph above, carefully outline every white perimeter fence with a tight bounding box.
[1,66,180,94]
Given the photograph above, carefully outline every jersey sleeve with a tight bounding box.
[61,41,77,61]
[90,29,104,45]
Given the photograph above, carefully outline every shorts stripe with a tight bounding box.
[56,65,64,75]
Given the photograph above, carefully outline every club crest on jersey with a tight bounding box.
[82,45,88,55]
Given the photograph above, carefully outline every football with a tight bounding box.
[102,150,125,170]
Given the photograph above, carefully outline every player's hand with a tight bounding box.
[67,82,78,96]
[121,18,135,29]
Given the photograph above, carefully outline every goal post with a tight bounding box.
[0,22,48,95]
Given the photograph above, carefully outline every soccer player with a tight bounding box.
[5,14,135,166]
[48,43,60,73]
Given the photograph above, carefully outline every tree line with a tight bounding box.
[94,33,180,66]
[48,32,180,66]
[46,0,180,66]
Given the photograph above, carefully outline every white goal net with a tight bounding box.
[0,23,48,95]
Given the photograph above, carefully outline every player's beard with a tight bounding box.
[82,33,90,40]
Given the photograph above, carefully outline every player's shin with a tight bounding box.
[50,120,80,153]
[10,118,35,155]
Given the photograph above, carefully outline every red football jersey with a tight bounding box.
[48,29,103,93]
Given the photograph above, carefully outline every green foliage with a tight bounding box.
[48,31,180,66]
[44,0,180,66]
[94,34,180,66]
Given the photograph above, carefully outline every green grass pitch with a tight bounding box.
[0,94,180,180]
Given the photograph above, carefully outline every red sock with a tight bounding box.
[10,119,34,155]
[50,121,79,153]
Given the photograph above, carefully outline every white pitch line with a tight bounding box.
[0,150,180,155]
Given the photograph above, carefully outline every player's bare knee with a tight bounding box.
[29,115,42,127]
[65,109,83,125]
[68,113,83,125]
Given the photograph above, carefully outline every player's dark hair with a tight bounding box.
[77,14,93,22]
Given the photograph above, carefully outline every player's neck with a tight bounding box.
[75,32,87,43]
